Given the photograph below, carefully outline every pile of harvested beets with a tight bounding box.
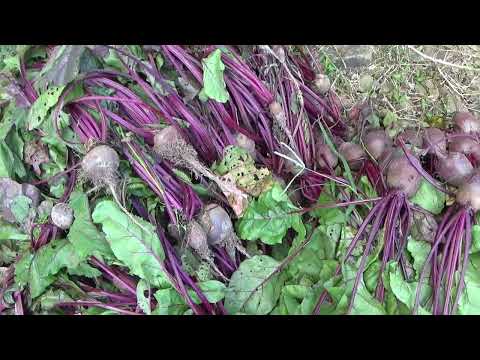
[0,45,479,315]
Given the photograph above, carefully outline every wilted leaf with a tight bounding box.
[37,46,85,87]
[24,140,50,176]
[214,146,272,197]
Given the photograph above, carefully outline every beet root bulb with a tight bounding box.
[51,202,74,230]
[81,145,120,187]
[456,175,480,211]
[153,126,197,167]
[363,130,392,161]
[338,142,365,170]
[386,155,422,197]
[423,128,446,156]
[453,111,480,134]
[316,143,338,169]
[436,152,473,187]
[199,203,235,246]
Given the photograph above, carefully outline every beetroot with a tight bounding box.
[314,152,424,315]
[316,143,338,169]
[455,174,480,211]
[448,134,480,165]
[199,204,234,247]
[449,134,478,153]
[386,155,422,197]
[186,220,210,259]
[198,203,249,261]
[269,101,284,120]
[423,128,446,155]
[363,130,392,160]
[154,125,248,217]
[436,152,473,187]
[81,145,120,188]
[398,128,424,148]
[414,174,479,315]
[313,74,331,95]
[338,142,365,171]
[185,219,230,281]
[51,203,74,230]
[453,111,480,134]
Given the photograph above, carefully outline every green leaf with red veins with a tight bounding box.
[224,255,286,315]
[92,200,170,289]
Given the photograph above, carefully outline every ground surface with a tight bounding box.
[314,45,480,134]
